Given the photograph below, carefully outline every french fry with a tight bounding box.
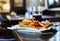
[18,19,52,30]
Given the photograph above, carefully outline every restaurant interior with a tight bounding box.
[0,0,60,41]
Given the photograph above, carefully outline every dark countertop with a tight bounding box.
[13,22,60,41]
[42,15,60,19]
[10,15,60,22]
[42,15,60,22]
[0,29,17,41]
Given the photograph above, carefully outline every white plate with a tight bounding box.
[7,25,53,32]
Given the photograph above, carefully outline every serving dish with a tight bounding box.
[7,24,53,32]
[7,19,54,32]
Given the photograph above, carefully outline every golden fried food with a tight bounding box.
[19,19,52,30]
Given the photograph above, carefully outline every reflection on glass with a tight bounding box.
[49,0,54,5]
[48,0,60,7]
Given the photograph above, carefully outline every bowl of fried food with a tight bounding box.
[18,19,52,32]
